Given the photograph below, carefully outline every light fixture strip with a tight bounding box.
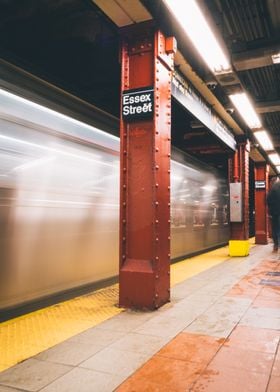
[254,130,274,151]
[229,92,262,129]
[163,0,231,73]
[271,53,280,64]
[268,153,280,166]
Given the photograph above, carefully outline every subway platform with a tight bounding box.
[0,241,279,392]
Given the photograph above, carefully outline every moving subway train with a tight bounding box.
[0,77,230,317]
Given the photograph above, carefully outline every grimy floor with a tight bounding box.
[0,241,279,392]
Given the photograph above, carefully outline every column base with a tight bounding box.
[229,240,250,257]
[255,231,268,244]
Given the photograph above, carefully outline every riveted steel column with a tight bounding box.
[254,162,269,244]
[268,175,274,239]
[119,21,176,309]
[228,136,250,256]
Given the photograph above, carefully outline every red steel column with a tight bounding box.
[268,175,274,239]
[228,136,250,255]
[119,21,176,309]
[254,162,269,244]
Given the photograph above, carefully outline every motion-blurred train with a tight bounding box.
[0,62,229,318]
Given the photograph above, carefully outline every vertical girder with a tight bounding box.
[119,21,175,309]
[254,162,269,244]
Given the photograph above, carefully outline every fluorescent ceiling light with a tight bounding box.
[163,0,231,73]
[229,93,262,129]
[254,130,274,151]
[269,153,280,166]
[271,53,280,64]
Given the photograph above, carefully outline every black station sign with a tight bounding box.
[122,87,154,121]
[255,180,266,189]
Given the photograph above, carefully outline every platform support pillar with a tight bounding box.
[119,21,176,310]
[268,175,274,239]
[254,162,269,244]
[228,137,250,256]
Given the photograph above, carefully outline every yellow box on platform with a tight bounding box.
[229,240,250,256]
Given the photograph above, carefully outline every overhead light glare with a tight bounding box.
[269,153,280,166]
[254,130,274,151]
[163,0,231,73]
[229,93,262,129]
[272,53,280,64]
[276,166,280,174]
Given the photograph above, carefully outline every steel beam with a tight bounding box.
[254,162,269,244]
[232,43,280,71]
[119,21,175,310]
[255,100,280,114]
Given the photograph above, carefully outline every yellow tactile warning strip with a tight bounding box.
[172,238,255,286]
[0,239,256,372]
[171,246,230,286]
[0,284,122,372]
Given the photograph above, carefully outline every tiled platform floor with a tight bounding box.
[0,244,230,373]
[0,243,279,391]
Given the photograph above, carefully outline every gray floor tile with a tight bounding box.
[0,359,71,392]
[185,314,237,338]
[171,283,200,301]
[214,297,252,308]
[94,311,153,333]
[198,283,235,296]
[173,296,217,314]
[171,279,206,297]
[161,305,203,323]
[133,314,185,338]
[39,367,125,392]
[69,327,125,346]
[108,332,169,355]
[202,298,249,321]
[35,340,104,366]
[0,386,26,392]
[241,316,280,330]
[79,347,149,378]
[245,306,280,318]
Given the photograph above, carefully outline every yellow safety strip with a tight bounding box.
[171,246,230,286]
[0,239,255,372]
[0,285,122,371]
[172,238,255,286]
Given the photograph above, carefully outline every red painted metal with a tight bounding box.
[229,137,250,241]
[119,21,175,310]
[233,149,239,182]
[254,162,269,244]
[268,175,274,238]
